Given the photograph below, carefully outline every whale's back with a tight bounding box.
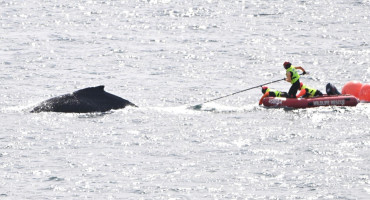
[31,86,136,113]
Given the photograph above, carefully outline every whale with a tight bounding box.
[31,85,137,113]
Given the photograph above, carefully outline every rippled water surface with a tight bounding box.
[1,0,370,199]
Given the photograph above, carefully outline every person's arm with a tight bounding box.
[286,71,291,82]
[259,92,270,105]
[296,89,306,98]
[295,66,306,74]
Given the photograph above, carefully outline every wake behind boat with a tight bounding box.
[262,95,358,109]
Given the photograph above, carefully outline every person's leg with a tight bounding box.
[280,92,288,98]
[287,81,300,98]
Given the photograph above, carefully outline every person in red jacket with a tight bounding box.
[296,82,323,98]
[259,86,288,105]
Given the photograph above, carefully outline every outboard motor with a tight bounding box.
[326,83,341,95]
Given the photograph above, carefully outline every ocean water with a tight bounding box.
[1,0,370,199]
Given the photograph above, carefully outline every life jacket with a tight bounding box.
[301,85,317,97]
[286,66,300,84]
[265,88,282,97]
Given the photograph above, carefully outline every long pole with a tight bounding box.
[191,74,304,109]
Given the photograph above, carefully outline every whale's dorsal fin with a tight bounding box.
[73,85,105,95]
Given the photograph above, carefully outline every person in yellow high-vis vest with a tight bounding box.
[283,61,306,98]
[297,82,323,98]
[259,86,288,105]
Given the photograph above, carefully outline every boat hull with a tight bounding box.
[262,95,358,108]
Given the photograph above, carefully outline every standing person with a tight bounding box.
[283,61,306,98]
[296,82,323,98]
[259,86,288,105]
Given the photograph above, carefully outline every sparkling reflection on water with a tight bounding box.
[1,0,369,199]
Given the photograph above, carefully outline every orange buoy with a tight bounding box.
[359,83,370,102]
[342,81,363,98]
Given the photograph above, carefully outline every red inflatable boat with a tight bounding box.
[262,95,359,108]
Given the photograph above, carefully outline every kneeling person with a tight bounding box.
[297,82,323,98]
[259,86,288,105]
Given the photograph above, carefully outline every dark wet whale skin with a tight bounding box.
[31,86,137,113]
